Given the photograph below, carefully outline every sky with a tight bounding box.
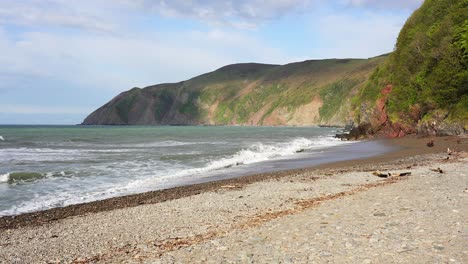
[0,0,423,124]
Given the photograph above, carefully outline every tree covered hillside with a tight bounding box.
[354,0,467,136]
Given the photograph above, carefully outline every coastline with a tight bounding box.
[0,135,466,262]
[0,135,465,230]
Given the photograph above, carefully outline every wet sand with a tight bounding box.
[0,135,465,231]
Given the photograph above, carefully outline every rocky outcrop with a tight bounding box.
[350,85,416,139]
[417,110,466,136]
[349,83,466,139]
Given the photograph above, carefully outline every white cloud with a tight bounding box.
[0,25,291,93]
[0,1,116,33]
[343,0,423,10]
[310,12,405,58]
[127,0,314,28]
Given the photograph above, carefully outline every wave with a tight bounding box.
[120,136,352,190]
[0,171,73,184]
[0,135,4,141]
[186,137,349,174]
[0,172,44,183]
[0,148,83,163]
[124,140,227,148]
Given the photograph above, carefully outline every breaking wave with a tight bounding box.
[191,137,349,173]
[0,171,73,184]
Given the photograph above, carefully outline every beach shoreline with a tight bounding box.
[0,135,465,230]
[0,135,467,263]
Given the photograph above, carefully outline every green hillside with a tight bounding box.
[353,0,467,137]
[83,58,384,126]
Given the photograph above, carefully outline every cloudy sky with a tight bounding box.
[0,0,423,124]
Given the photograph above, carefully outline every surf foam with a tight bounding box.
[0,173,9,183]
[116,136,353,191]
[191,137,350,173]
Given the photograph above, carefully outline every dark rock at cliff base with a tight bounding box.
[347,123,373,140]
[335,122,373,140]
[417,111,466,137]
[334,120,357,140]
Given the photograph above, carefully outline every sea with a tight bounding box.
[0,125,393,216]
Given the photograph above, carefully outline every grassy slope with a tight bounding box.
[83,58,384,125]
[354,0,467,133]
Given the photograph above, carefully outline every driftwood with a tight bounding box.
[372,171,412,178]
[220,185,242,189]
[430,168,444,173]
[372,171,389,178]
[390,172,412,177]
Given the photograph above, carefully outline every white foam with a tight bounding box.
[123,140,194,148]
[0,173,9,183]
[112,136,353,191]
[188,137,350,174]
[0,136,4,141]
[44,171,70,177]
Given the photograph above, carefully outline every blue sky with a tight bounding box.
[0,0,423,124]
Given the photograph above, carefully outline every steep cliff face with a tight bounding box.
[351,0,467,138]
[83,58,384,126]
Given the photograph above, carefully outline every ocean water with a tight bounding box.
[0,125,392,216]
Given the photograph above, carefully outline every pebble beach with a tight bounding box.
[0,136,467,263]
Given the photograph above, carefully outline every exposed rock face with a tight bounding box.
[349,84,420,139]
[351,82,466,139]
[417,110,466,136]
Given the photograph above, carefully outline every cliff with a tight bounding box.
[350,0,467,138]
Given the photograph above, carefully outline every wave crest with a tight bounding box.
[0,171,73,184]
[178,137,349,175]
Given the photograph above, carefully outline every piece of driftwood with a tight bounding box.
[430,167,444,173]
[220,185,242,189]
[372,171,389,178]
[390,172,412,177]
[373,171,411,178]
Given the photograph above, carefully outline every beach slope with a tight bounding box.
[0,137,467,263]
